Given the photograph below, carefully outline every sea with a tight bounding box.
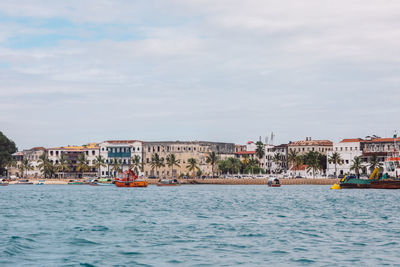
[1,185,399,266]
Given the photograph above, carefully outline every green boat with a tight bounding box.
[68,180,84,185]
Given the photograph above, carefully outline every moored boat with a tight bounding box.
[1,179,9,186]
[267,177,281,187]
[156,179,180,186]
[15,179,33,185]
[68,180,84,185]
[114,169,148,188]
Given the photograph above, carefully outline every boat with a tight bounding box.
[114,169,148,188]
[156,178,180,186]
[339,166,400,189]
[267,177,281,187]
[36,180,45,185]
[15,179,34,185]
[68,180,84,185]
[0,179,8,186]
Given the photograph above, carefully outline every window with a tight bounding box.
[102,171,104,175]
[157,146,160,152]
[92,151,95,155]
[102,148,104,151]
[50,151,53,156]
[137,147,140,151]
[132,147,135,152]
[350,147,352,151]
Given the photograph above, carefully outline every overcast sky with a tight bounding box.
[1,0,400,150]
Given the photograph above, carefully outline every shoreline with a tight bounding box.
[7,178,340,185]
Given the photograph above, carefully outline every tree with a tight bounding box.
[76,153,90,178]
[110,158,122,176]
[304,151,322,178]
[166,153,180,178]
[150,153,164,177]
[130,155,142,175]
[0,131,17,176]
[287,149,298,169]
[206,152,219,178]
[38,154,55,178]
[5,159,17,178]
[272,153,282,173]
[56,154,70,179]
[369,154,382,172]
[21,158,33,178]
[92,155,106,177]
[186,158,199,177]
[328,152,343,178]
[255,141,265,165]
[350,156,363,178]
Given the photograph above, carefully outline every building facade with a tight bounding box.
[326,139,364,176]
[288,137,333,155]
[99,140,143,177]
[8,147,46,178]
[142,141,235,178]
[47,143,100,178]
[264,144,288,174]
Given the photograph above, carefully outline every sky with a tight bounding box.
[1,0,400,150]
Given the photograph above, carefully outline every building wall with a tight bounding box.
[142,141,235,178]
[99,140,143,177]
[288,138,333,156]
[264,144,288,174]
[326,141,363,176]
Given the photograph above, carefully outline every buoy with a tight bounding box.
[331,183,341,190]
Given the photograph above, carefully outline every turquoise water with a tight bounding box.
[1,185,400,266]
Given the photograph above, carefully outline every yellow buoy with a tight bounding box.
[331,183,341,190]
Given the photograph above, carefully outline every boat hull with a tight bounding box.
[370,180,400,189]
[0,183,8,186]
[268,184,281,187]
[156,183,180,186]
[115,181,148,187]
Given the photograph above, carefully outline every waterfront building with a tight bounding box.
[288,137,333,155]
[361,137,400,174]
[288,164,316,178]
[326,138,364,177]
[142,141,235,178]
[47,143,100,178]
[264,144,288,174]
[7,147,46,178]
[99,140,143,177]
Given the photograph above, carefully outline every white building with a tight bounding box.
[264,144,288,174]
[99,140,143,177]
[326,139,363,177]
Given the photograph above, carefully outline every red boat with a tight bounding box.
[268,184,281,187]
[114,169,148,188]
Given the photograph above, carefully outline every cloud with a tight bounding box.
[0,0,400,149]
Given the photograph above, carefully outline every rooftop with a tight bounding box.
[235,151,256,155]
[289,140,333,146]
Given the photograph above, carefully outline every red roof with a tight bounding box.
[290,164,308,171]
[235,151,256,155]
[365,138,400,143]
[340,138,363,143]
[247,141,253,144]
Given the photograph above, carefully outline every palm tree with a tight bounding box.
[328,152,343,178]
[255,141,265,165]
[150,153,164,178]
[92,155,106,178]
[110,158,122,176]
[130,155,142,175]
[186,158,199,177]
[350,156,363,178]
[206,152,219,178]
[369,154,382,172]
[76,153,90,178]
[166,153,180,178]
[227,157,241,174]
[38,154,55,178]
[272,153,282,173]
[21,158,33,178]
[305,151,322,178]
[56,154,70,179]
[247,158,259,174]
[287,149,298,169]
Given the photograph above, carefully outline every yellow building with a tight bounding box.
[142,141,235,178]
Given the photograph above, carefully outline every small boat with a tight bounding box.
[1,179,9,186]
[96,182,114,186]
[68,180,84,185]
[36,180,45,185]
[156,179,180,186]
[267,178,281,187]
[114,170,148,188]
[15,179,34,185]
